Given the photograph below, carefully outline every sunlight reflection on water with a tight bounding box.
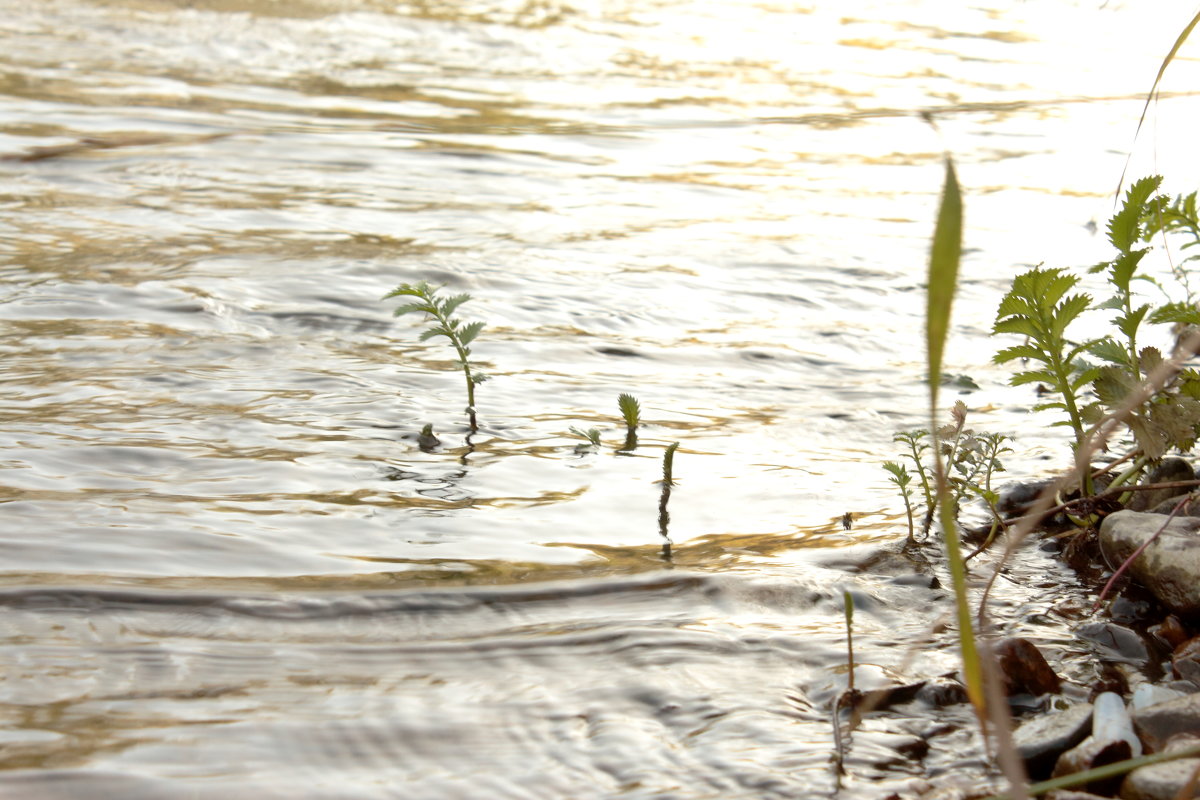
[1,0,1199,796]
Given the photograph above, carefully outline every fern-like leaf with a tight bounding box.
[458,321,485,346]
[1150,303,1200,326]
[1109,175,1163,252]
[618,393,641,429]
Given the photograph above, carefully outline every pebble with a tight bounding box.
[1013,702,1093,779]
[1130,683,1187,711]
[1099,511,1200,618]
[1076,621,1151,666]
[1130,693,1200,754]
[1119,736,1200,800]
[1128,457,1196,511]
[996,637,1062,697]
[1093,692,1141,757]
[1174,636,1200,688]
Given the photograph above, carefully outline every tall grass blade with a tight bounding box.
[927,158,962,394]
[926,156,986,717]
[1117,10,1200,197]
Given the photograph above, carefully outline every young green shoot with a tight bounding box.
[618,393,641,429]
[619,393,641,450]
[661,441,679,486]
[418,423,441,452]
[383,280,488,432]
[843,590,856,693]
[882,461,916,543]
[657,441,679,558]
[569,426,602,451]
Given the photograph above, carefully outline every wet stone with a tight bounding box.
[1131,694,1200,754]
[1130,683,1187,711]
[1128,458,1197,511]
[1149,615,1190,652]
[1053,736,1131,796]
[1174,637,1200,687]
[1076,621,1151,666]
[1120,737,1200,800]
[1012,702,1093,779]
[915,677,968,707]
[997,637,1062,697]
[1093,692,1141,758]
[1100,511,1200,619]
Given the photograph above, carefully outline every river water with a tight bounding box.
[2,1,1199,797]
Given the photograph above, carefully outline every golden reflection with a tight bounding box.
[0,702,169,770]
[0,516,904,594]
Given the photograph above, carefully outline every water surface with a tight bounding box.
[2,1,1199,796]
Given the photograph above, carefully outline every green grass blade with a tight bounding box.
[1117,10,1200,197]
[926,155,985,717]
[983,742,1200,800]
[927,157,962,394]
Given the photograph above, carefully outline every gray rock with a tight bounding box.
[1151,495,1200,515]
[1099,511,1200,618]
[1131,683,1187,710]
[1131,693,1200,754]
[1094,692,1141,757]
[1129,458,1196,511]
[1053,735,1131,795]
[1076,621,1151,665]
[1119,737,1200,800]
[1013,702,1093,779]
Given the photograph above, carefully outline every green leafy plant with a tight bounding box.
[887,405,1010,545]
[882,461,916,542]
[618,393,640,450]
[657,442,680,557]
[383,280,489,432]
[993,177,1200,489]
[992,266,1098,461]
[661,441,679,486]
[892,430,935,524]
[569,426,601,450]
[1142,187,1200,304]
[618,393,640,429]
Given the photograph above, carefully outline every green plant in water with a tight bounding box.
[418,423,441,452]
[887,405,1010,545]
[661,441,679,486]
[842,590,856,693]
[891,429,934,534]
[569,426,601,449]
[882,461,916,543]
[657,441,680,559]
[383,280,489,432]
[618,393,641,429]
[618,392,640,450]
